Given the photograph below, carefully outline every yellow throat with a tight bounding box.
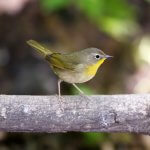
[85,58,106,76]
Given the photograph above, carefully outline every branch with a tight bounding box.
[0,94,150,134]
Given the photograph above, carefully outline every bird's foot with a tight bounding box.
[79,93,91,100]
[57,95,65,112]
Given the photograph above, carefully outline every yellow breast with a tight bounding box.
[85,58,106,76]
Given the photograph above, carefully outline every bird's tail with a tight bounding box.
[27,40,53,57]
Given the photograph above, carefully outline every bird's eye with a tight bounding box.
[95,54,100,59]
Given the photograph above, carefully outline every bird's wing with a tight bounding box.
[47,53,78,71]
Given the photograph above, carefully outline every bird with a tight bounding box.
[27,40,112,99]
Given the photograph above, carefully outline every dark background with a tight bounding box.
[0,0,150,149]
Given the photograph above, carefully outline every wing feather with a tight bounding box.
[47,53,77,71]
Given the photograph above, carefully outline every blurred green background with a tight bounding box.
[0,0,150,149]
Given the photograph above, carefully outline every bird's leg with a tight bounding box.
[58,79,62,99]
[72,83,91,105]
[72,83,84,95]
[57,79,64,111]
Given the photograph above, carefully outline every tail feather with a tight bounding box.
[27,40,53,57]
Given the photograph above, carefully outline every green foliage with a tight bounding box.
[39,0,70,12]
[76,0,133,19]
[76,0,136,39]
[39,0,137,40]
[83,132,108,146]
[76,0,104,20]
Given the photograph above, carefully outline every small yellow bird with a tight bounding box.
[27,40,112,98]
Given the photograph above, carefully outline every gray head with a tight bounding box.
[79,47,112,65]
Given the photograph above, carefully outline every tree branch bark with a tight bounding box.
[0,94,150,134]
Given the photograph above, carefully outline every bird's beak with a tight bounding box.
[104,55,113,59]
